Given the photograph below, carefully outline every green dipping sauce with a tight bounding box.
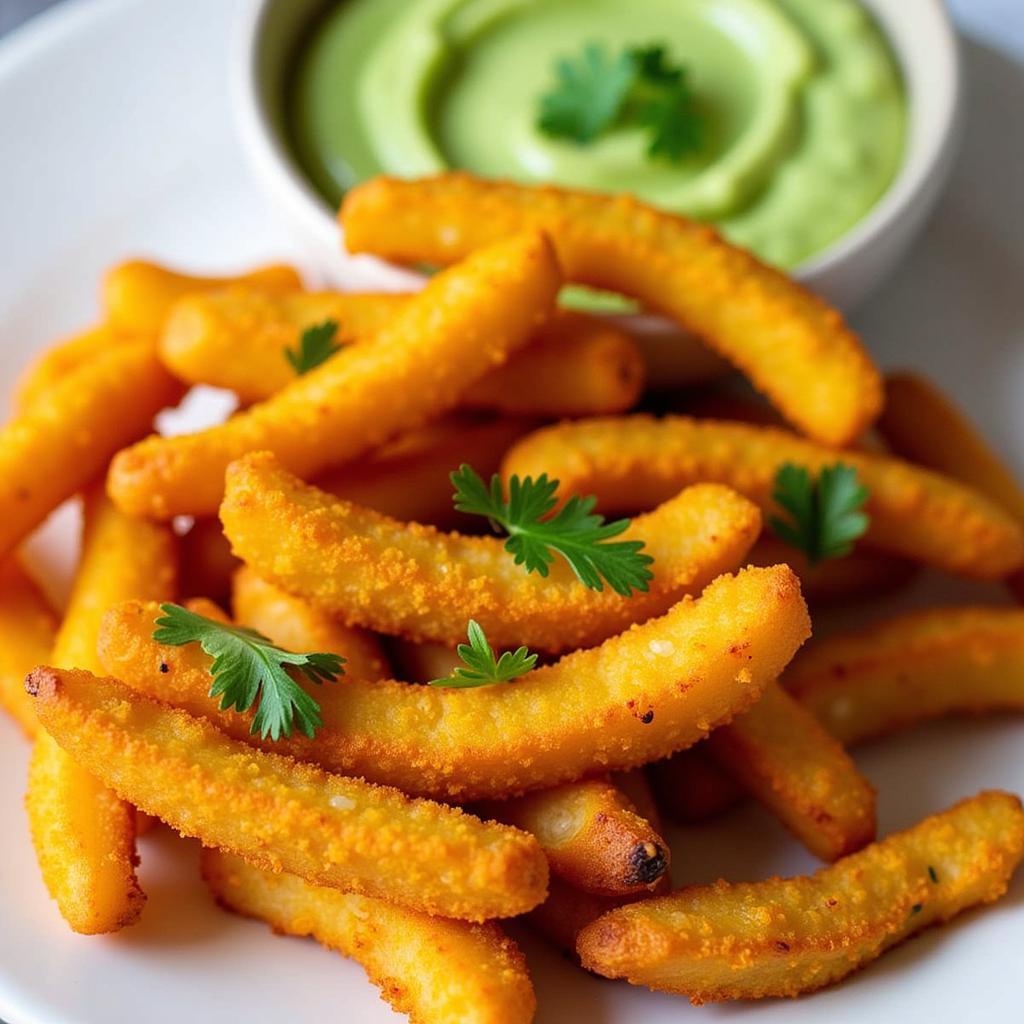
[288,0,906,270]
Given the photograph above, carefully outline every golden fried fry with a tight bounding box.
[202,850,536,1024]
[0,342,181,559]
[99,565,810,800]
[707,681,876,861]
[28,666,547,921]
[749,536,916,604]
[107,232,562,518]
[527,877,631,957]
[316,415,538,531]
[480,779,669,897]
[27,486,176,934]
[577,791,1024,1001]
[231,566,389,683]
[340,174,882,446]
[879,373,1024,521]
[649,747,743,824]
[0,559,57,737]
[220,452,762,651]
[784,607,1024,745]
[502,415,1024,579]
[162,288,644,416]
[103,260,301,332]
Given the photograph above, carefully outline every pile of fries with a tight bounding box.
[4,172,1024,1021]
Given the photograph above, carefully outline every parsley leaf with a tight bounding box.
[537,41,702,163]
[451,464,654,596]
[284,319,342,376]
[153,603,345,741]
[428,620,537,688]
[769,463,870,565]
[537,43,637,144]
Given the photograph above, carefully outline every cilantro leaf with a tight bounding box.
[284,319,342,376]
[153,603,345,741]
[537,43,637,144]
[451,464,654,596]
[428,620,537,688]
[537,41,702,163]
[769,463,870,565]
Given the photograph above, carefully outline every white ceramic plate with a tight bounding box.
[1,1,1023,1022]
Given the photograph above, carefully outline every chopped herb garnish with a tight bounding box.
[769,462,870,565]
[928,866,939,884]
[537,42,703,163]
[284,319,343,375]
[153,603,345,741]
[428,620,537,688]
[451,464,654,596]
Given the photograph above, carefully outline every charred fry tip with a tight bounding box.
[25,666,59,699]
[625,841,669,887]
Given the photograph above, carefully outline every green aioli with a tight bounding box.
[289,0,906,269]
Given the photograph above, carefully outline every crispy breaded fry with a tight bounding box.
[98,565,810,799]
[180,517,241,604]
[231,566,389,683]
[341,174,882,445]
[784,607,1024,745]
[502,415,1024,579]
[162,289,644,416]
[480,779,669,897]
[107,232,562,518]
[27,487,176,934]
[707,681,876,861]
[578,792,1024,1001]
[202,851,536,1024]
[749,536,916,604]
[0,559,57,737]
[879,373,1024,521]
[317,415,538,531]
[0,342,181,559]
[220,452,762,651]
[103,260,301,332]
[649,747,743,824]
[28,666,547,921]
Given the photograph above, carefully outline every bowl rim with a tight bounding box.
[231,0,962,289]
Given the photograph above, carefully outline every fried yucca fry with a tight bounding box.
[103,260,301,332]
[99,564,810,800]
[27,486,176,934]
[28,666,547,921]
[577,791,1024,1002]
[649,746,744,824]
[341,174,882,446]
[203,851,536,1024]
[220,452,762,651]
[480,779,669,897]
[0,341,181,559]
[0,559,57,737]
[316,415,538,531]
[180,517,241,604]
[162,289,644,417]
[749,535,916,604]
[107,232,562,518]
[879,373,1024,521]
[231,566,389,683]
[784,607,1024,746]
[502,415,1024,579]
[707,681,876,861]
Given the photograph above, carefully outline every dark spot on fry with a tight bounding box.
[159,661,170,674]
[775,941,790,953]
[640,709,654,724]
[624,841,668,886]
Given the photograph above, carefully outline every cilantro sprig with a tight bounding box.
[153,604,345,741]
[284,319,343,376]
[537,42,702,163]
[769,463,870,565]
[451,464,653,596]
[428,620,537,688]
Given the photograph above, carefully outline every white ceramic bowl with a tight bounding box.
[232,0,962,310]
